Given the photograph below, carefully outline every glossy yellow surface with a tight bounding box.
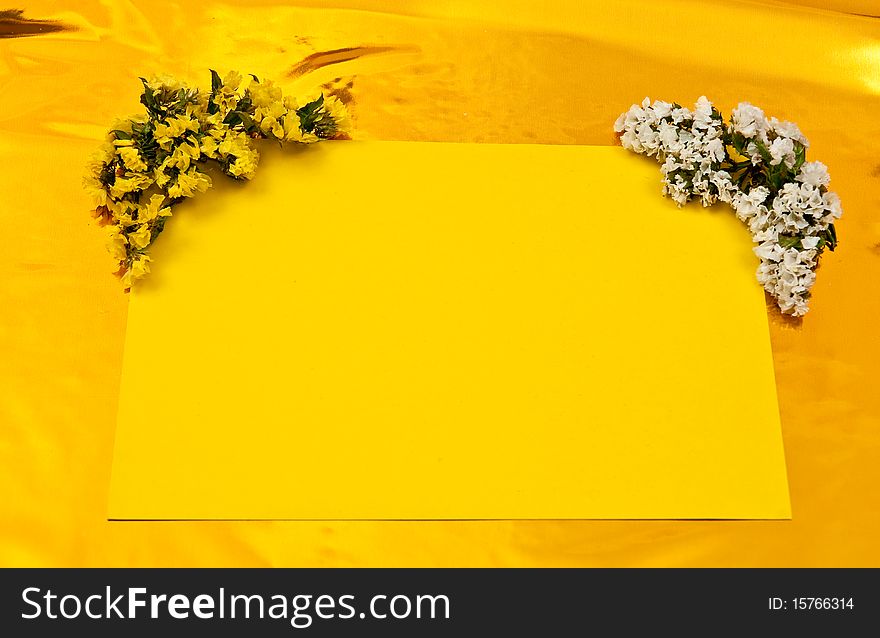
[108,143,789,521]
[1,0,878,564]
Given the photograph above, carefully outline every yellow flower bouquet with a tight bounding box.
[85,70,350,288]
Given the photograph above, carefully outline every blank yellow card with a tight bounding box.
[108,142,790,520]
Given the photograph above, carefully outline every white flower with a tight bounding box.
[658,121,680,150]
[660,155,679,174]
[804,185,825,211]
[620,128,640,152]
[652,100,673,120]
[730,103,768,139]
[823,191,843,221]
[710,170,735,203]
[706,138,725,162]
[636,122,660,153]
[763,247,818,316]
[755,241,783,262]
[671,107,691,125]
[745,142,763,166]
[752,225,780,245]
[732,186,770,222]
[614,96,841,316]
[661,171,692,207]
[756,260,777,288]
[613,107,635,133]
[692,96,714,129]
[769,117,809,146]
[796,161,830,188]
[768,137,796,167]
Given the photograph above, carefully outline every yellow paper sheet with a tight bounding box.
[107,141,789,520]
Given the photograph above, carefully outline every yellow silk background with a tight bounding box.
[1,0,878,566]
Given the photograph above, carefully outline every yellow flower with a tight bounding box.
[203,112,224,129]
[128,223,152,250]
[222,70,242,92]
[324,95,352,135]
[117,146,148,171]
[109,117,136,135]
[217,136,235,156]
[201,136,219,159]
[285,123,319,144]
[215,94,239,117]
[138,194,171,222]
[131,253,151,276]
[107,199,138,225]
[153,115,199,148]
[91,141,116,166]
[83,174,108,208]
[271,101,287,120]
[122,253,152,287]
[212,71,250,117]
[109,173,153,199]
[227,148,259,179]
[89,69,354,288]
[185,102,207,120]
[152,125,172,146]
[167,167,211,198]
[106,225,128,264]
[254,100,287,137]
[154,166,171,188]
[217,131,252,157]
[249,81,282,109]
[145,74,184,93]
[169,139,201,171]
[259,115,284,139]
[238,73,255,94]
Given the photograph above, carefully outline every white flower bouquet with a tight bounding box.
[614,97,841,316]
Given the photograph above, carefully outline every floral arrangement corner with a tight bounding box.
[84,70,351,289]
[614,96,841,317]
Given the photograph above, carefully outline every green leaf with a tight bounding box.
[237,111,255,131]
[793,144,806,173]
[752,139,772,164]
[825,224,838,251]
[98,162,117,187]
[139,79,157,114]
[237,97,253,113]
[151,216,169,241]
[296,94,339,138]
[207,70,222,115]
[778,235,801,249]
[112,130,132,140]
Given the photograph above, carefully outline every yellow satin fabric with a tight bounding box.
[1,0,878,565]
